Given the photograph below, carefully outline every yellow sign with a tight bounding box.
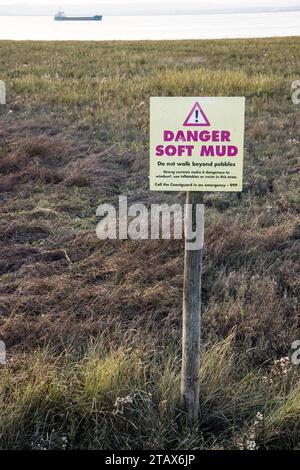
[150,97,245,192]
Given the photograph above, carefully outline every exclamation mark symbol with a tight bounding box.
[195,109,199,123]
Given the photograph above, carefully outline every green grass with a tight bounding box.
[0,37,299,449]
[0,38,298,146]
[1,335,300,450]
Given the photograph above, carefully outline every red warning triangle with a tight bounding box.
[183,101,210,127]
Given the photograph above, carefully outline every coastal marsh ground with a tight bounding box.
[0,37,299,449]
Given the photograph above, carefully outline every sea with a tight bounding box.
[0,11,299,41]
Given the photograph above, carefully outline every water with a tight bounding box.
[0,12,299,41]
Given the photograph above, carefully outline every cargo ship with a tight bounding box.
[54,11,102,21]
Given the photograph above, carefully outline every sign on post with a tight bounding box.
[150,97,245,192]
[150,96,245,424]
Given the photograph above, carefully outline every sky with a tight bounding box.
[0,0,298,16]
[0,0,298,4]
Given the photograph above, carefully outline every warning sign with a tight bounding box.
[183,101,210,126]
[150,97,245,192]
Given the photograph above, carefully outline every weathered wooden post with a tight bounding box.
[0,80,6,116]
[181,191,204,424]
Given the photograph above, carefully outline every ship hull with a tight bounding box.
[55,16,102,21]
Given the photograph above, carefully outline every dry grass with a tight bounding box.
[1,335,300,450]
[0,37,299,449]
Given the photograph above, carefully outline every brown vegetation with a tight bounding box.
[0,37,299,449]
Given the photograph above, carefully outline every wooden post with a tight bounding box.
[0,81,5,114]
[181,191,204,424]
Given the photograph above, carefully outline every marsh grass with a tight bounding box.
[0,38,298,145]
[1,335,300,449]
[0,37,299,449]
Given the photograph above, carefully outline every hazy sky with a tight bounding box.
[0,0,298,4]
